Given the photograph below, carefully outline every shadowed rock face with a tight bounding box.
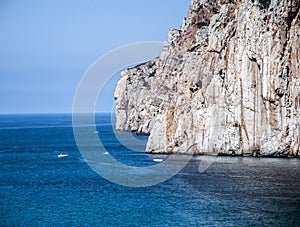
[114,0,300,157]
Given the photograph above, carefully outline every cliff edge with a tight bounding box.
[114,0,300,157]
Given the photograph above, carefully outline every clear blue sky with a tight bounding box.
[0,0,190,113]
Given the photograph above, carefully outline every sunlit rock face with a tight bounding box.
[114,0,300,157]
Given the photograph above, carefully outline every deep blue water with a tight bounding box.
[0,114,299,226]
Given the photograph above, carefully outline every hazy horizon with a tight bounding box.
[0,0,190,114]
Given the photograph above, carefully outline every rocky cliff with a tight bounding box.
[114,0,300,157]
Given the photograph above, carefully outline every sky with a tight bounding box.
[0,0,190,114]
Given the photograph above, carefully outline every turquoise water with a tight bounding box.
[0,114,299,226]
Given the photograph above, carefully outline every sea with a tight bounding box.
[0,113,299,226]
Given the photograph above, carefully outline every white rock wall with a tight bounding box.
[114,0,300,157]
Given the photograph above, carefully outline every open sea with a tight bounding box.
[0,114,299,226]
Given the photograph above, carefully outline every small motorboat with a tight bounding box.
[58,153,68,158]
[93,131,99,134]
[153,158,164,163]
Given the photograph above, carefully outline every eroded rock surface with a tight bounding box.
[114,0,300,157]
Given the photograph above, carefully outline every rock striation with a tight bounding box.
[114,0,300,157]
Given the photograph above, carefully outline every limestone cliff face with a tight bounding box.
[114,0,300,157]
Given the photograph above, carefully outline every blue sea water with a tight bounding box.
[0,114,299,226]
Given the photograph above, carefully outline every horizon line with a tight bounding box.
[0,111,115,115]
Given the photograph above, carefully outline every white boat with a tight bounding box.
[103,152,109,155]
[93,131,99,134]
[153,158,164,163]
[58,153,68,158]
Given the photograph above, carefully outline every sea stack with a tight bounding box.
[114,0,300,157]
